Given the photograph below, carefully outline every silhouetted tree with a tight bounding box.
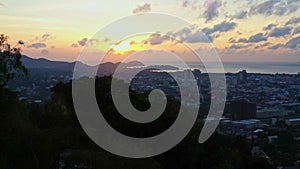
[0,34,27,87]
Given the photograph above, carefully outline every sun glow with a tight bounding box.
[109,40,146,55]
[110,41,131,54]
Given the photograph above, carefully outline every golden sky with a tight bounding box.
[1,0,300,63]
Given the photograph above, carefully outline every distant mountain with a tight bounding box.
[120,61,144,67]
[21,55,145,76]
[15,56,178,100]
[21,55,75,70]
[147,65,179,70]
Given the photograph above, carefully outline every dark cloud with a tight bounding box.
[0,3,4,7]
[78,38,88,46]
[248,33,268,42]
[268,44,282,50]
[238,33,267,43]
[269,27,292,37]
[130,41,137,45]
[32,33,54,43]
[255,42,272,49]
[202,0,222,22]
[260,42,272,47]
[231,11,248,20]
[269,36,300,49]
[287,0,300,4]
[178,21,237,43]
[182,31,212,43]
[132,3,151,14]
[89,39,99,45]
[27,43,47,49]
[41,34,52,42]
[71,43,78,48]
[144,21,236,45]
[41,49,49,55]
[74,38,99,47]
[263,23,277,31]
[228,37,237,43]
[250,0,299,16]
[28,34,53,49]
[274,6,286,15]
[171,27,192,38]
[250,0,279,16]
[202,21,237,35]
[181,0,199,10]
[287,5,298,13]
[284,36,300,49]
[274,3,298,15]
[182,0,189,7]
[144,26,213,45]
[293,27,300,35]
[103,38,110,42]
[237,38,247,43]
[285,17,300,26]
[166,21,236,43]
[147,33,169,45]
[165,27,212,43]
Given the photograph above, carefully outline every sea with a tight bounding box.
[185,62,300,74]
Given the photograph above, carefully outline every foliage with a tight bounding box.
[0,34,27,87]
[1,75,276,169]
[0,34,278,168]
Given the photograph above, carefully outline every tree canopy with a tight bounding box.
[0,34,27,87]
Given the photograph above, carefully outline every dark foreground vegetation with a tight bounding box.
[0,34,275,169]
[0,77,276,169]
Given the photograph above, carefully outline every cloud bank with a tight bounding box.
[132,3,151,14]
[27,43,47,49]
[202,0,222,22]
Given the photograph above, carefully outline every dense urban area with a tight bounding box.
[7,57,300,168]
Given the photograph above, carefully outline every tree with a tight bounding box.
[0,34,36,168]
[0,34,27,87]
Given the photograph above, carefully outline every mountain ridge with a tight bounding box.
[21,55,145,75]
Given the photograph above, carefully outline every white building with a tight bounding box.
[285,118,300,126]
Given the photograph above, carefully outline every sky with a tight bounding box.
[1,0,300,63]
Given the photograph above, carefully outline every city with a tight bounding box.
[1,0,300,168]
[7,57,300,168]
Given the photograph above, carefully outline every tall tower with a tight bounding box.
[238,70,247,84]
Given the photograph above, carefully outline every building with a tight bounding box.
[268,135,278,143]
[251,146,270,160]
[231,119,264,129]
[285,118,300,126]
[256,107,287,119]
[218,119,264,136]
[238,70,247,83]
[230,100,256,120]
[192,69,202,78]
[183,69,193,81]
